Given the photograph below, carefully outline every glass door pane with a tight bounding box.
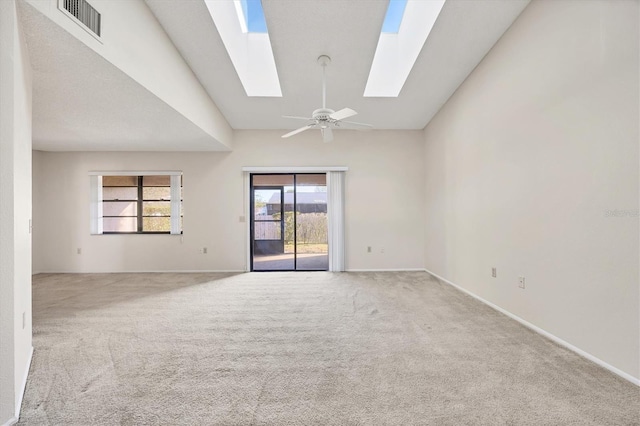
[250,173,328,271]
[251,175,295,271]
[295,174,328,270]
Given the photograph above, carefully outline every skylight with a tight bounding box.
[206,0,282,97]
[364,0,445,97]
[381,0,408,33]
[237,0,268,33]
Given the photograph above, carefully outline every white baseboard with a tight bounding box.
[124,270,246,273]
[424,268,640,387]
[32,270,246,274]
[16,346,33,419]
[3,346,34,426]
[346,268,426,272]
[1,416,18,426]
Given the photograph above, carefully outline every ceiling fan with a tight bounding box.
[282,55,372,143]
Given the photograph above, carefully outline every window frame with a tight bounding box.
[90,171,183,235]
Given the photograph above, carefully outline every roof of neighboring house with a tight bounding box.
[267,192,327,204]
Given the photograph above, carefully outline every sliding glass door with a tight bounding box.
[294,174,328,270]
[251,174,295,271]
[250,174,328,271]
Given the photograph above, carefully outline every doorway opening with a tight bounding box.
[250,173,328,271]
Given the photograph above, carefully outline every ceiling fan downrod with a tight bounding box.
[318,55,331,110]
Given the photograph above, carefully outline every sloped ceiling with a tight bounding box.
[20,0,531,151]
[147,0,531,130]
[19,0,228,151]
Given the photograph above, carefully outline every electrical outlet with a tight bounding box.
[202,247,208,254]
[492,267,497,278]
[77,248,82,255]
[367,246,372,253]
[518,276,525,289]
[239,216,245,223]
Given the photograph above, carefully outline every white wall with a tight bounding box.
[32,130,425,273]
[0,0,33,424]
[423,0,639,380]
[31,151,45,274]
[23,0,232,148]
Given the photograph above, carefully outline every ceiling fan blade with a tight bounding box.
[321,127,334,143]
[339,120,373,129]
[283,115,313,121]
[330,108,357,121]
[282,124,315,138]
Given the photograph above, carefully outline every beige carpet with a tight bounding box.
[19,272,639,425]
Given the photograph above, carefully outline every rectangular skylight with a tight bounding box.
[239,0,268,33]
[364,0,445,97]
[206,0,282,97]
[381,0,408,33]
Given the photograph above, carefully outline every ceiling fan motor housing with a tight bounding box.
[312,108,335,122]
[281,54,370,140]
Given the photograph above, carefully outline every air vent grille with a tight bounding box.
[62,0,101,37]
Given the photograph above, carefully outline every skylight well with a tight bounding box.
[235,0,268,33]
[206,0,282,97]
[381,0,408,33]
[364,0,445,97]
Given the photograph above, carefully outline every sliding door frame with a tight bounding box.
[250,173,324,272]
[243,167,347,272]
[249,183,287,271]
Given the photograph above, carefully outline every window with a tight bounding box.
[90,172,182,235]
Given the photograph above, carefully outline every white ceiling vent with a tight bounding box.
[59,0,101,38]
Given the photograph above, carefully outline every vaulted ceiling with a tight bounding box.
[148,0,530,130]
[20,0,531,151]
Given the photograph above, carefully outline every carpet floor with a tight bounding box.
[19,272,639,425]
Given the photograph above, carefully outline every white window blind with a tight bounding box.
[89,175,103,235]
[327,171,346,272]
[169,175,182,235]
